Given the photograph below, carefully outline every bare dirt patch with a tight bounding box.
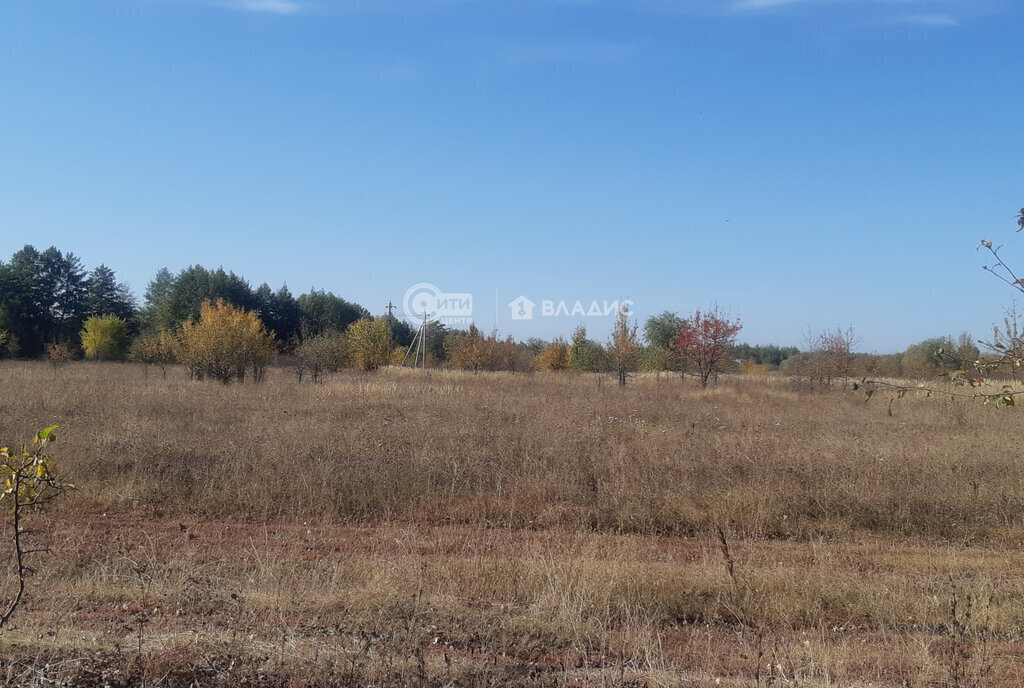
[1,362,1023,685]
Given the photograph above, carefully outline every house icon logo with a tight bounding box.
[508,295,536,320]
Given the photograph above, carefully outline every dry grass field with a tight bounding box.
[0,360,1022,686]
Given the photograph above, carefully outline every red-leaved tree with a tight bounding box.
[673,306,742,388]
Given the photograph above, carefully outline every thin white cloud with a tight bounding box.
[901,12,957,25]
[735,0,814,9]
[733,0,968,25]
[231,0,301,14]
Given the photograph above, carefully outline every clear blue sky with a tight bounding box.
[2,0,1022,352]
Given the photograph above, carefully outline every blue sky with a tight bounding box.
[2,0,1022,352]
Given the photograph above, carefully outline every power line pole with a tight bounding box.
[401,309,430,370]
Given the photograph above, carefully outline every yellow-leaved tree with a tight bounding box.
[179,299,276,383]
[534,338,570,371]
[607,311,640,386]
[80,314,132,361]
[0,426,73,631]
[129,330,181,379]
[346,318,392,371]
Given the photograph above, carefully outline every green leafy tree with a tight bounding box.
[400,320,449,368]
[644,311,683,351]
[568,326,606,373]
[730,343,800,367]
[159,266,257,332]
[521,338,548,356]
[84,265,136,323]
[386,314,416,349]
[0,247,45,354]
[0,245,87,355]
[80,315,132,361]
[901,335,976,380]
[638,345,671,372]
[141,267,175,332]
[424,321,449,365]
[296,290,370,339]
[38,247,88,346]
[254,283,301,346]
[643,311,685,374]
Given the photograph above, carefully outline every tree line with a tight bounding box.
[0,245,400,355]
[0,246,134,358]
[0,244,984,385]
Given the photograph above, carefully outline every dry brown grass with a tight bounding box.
[0,361,1022,686]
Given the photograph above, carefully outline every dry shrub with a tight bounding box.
[178,299,275,383]
[0,362,1020,540]
[2,361,1024,685]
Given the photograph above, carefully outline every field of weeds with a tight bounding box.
[0,361,1022,686]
